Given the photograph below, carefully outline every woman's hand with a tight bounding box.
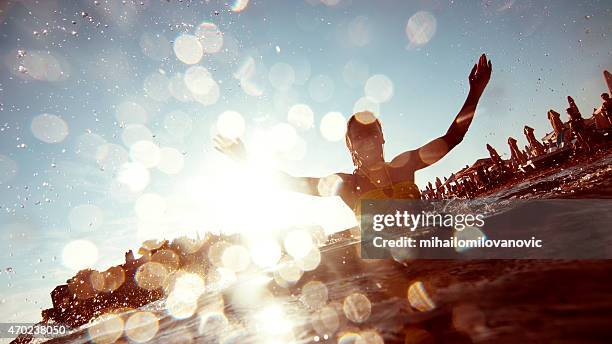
[213,135,247,163]
[468,54,492,98]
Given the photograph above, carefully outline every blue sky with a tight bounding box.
[0,0,610,325]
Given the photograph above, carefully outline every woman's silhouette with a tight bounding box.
[214,54,492,213]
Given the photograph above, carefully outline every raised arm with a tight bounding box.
[391,54,492,171]
[213,135,346,196]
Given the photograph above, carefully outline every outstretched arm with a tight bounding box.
[391,54,492,171]
[213,135,345,196]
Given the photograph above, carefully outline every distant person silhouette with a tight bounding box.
[523,125,545,156]
[566,96,592,152]
[547,109,566,147]
[507,136,527,171]
[486,143,507,174]
[214,54,492,215]
[601,93,612,124]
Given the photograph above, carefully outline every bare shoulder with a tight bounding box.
[335,172,354,181]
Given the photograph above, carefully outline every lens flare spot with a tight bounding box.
[455,226,487,253]
[195,22,224,53]
[275,257,304,286]
[417,138,449,165]
[339,332,363,344]
[76,133,107,161]
[406,11,437,47]
[321,0,342,6]
[300,281,328,310]
[166,273,205,319]
[115,101,148,125]
[62,239,98,271]
[222,245,251,272]
[135,262,169,290]
[353,98,380,118]
[152,249,180,272]
[117,162,150,192]
[208,241,232,267]
[206,267,237,291]
[157,147,185,175]
[91,266,125,293]
[296,246,321,271]
[31,113,69,143]
[348,16,370,47]
[364,74,394,103]
[193,80,221,106]
[407,281,436,312]
[97,143,129,173]
[121,124,153,148]
[174,34,203,65]
[284,229,314,259]
[354,111,378,126]
[88,313,124,344]
[320,112,346,142]
[125,311,159,343]
[249,238,281,268]
[312,305,340,336]
[269,62,296,91]
[343,292,371,323]
[129,141,161,168]
[143,72,170,101]
[184,65,215,95]
[169,73,193,102]
[231,0,250,13]
[288,103,315,130]
[357,330,384,344]
[217,110,246,139]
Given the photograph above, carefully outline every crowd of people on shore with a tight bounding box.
[422,88,612,200]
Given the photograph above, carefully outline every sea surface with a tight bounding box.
[22,151,612,344]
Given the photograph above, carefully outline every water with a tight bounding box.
[16,150,612,344]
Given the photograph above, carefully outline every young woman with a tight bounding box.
[214,54,492,215]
